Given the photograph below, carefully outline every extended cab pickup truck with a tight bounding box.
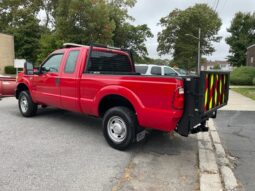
[16,43,230,150]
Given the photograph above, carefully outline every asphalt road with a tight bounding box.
[0,98,198,191]
[214,110,255,191]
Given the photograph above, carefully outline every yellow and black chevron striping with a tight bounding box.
[203,72,228,111]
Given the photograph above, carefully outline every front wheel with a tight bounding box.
[18,91,38,117]
[103,107,136,150]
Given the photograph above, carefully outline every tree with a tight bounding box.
[226,12,255,67]
[39,0,153,61]
[54,0,115,45]
[107,0,153,58]
[0,0,153,63]
[157,4,222,70]
[135,56,171,65]
[36,0,117,62]
[0,0,42,62]
[116,24,153,58]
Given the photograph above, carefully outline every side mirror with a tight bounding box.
[24,62,34,75]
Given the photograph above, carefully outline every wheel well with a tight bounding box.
[99,95,136,117]
[16,83,28,99]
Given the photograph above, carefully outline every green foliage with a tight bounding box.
[0,0,41,63]
[107,0,153,57]
[226,12,255,67]
[0,0,152,64]
[135,56,171,65]
[230,66,255,85]
[232,88,255,100]
[4,66,16,74]
[213,64,220,70]
[253,77,255,85]
[157,4,222,70]
[55,0,115,45]
[113,23,153,57]
[37,29,61,64]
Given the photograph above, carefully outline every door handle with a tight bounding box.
[55,78,60,86]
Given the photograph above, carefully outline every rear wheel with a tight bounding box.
[18,91,37,117]
[103,107,136,150]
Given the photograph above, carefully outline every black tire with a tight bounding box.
[103,107,136,150]
[18,91,38,117]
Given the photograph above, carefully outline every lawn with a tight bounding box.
[232,88,255,101]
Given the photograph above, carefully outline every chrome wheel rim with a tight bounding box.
[107,116,127,143]
[20,95,28,113]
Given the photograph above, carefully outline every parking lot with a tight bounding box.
[0,98,199,191]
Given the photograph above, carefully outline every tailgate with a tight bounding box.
[176,71,230,136]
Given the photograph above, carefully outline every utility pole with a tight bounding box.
[185,27,201,75]
[197,28,201,75]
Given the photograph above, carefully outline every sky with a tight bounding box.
[128,0,255,61]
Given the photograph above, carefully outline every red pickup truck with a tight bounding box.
[16,43,230,150]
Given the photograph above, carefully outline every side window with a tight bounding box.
[64,50,80,73]
[151,66,162,75]
[41,54,63,73]
[164,67,177,76]
[135,66,148,74]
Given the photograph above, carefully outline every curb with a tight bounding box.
[198,119,241,191]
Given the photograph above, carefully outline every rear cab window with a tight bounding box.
[85,50,133,74]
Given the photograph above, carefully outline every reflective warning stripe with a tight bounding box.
[218,75,222,105]
[204,74,209,110]
[209,74,214,109]
[214,74,218,106]
[222,75,226,103]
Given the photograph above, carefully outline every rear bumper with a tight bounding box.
[176,71,230,136]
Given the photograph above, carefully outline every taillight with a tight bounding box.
[173,87,184,110]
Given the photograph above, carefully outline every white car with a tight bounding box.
[135,64,181,76]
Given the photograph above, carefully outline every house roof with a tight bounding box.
[247,44,255,50]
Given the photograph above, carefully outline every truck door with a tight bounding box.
[59,49,81,112]
[34,53,64,107]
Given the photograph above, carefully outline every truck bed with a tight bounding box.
[79,74,184,132]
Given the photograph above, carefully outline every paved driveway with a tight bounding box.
[0,98,198,191]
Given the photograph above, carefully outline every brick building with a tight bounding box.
[0,33,15,74]
[247,44,255,67]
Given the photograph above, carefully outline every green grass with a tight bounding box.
[232,88,255,101]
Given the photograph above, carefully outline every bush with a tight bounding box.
[213,64,220,70]
[230,66,255,85]
[253,77,255,86]
[4,66,16,74]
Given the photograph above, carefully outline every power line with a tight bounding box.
[209,0,217,10]
[214,0,220,12]
[219,0,227,13]
[212,0,216,8]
